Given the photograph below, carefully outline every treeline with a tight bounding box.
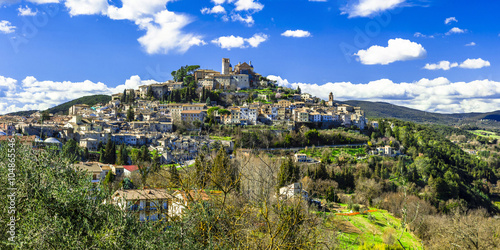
[367,119,499,212]
[231,128,368,149]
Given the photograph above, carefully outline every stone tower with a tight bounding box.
[222,58,230,75]
[328,92,334,106]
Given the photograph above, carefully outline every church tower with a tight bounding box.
[328,92,334,106]
[222,58,230,75]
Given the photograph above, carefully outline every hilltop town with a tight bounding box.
[0,58,368,163]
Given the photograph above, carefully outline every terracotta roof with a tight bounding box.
[123,165,139,172]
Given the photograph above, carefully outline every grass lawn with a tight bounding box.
[321,204,421,249]
[470,130,500,139]
[210,136,233,141]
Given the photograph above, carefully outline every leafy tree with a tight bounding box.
[127,89,135,103]
[62,139,82,162]
[127,107,134,122]
[206,97,211,106]
[41,110,51,122]
[326,186,339,202]
[121,177,134,189]
[121,89,127,102]
[211,147,240,194]
[116,144,128,165]
[277,157,300,188]
[169,165,180,187]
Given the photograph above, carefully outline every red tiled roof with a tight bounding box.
[123,165,139,172]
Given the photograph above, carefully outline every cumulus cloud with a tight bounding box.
[465,42,476,46]
[342,0,405,18]
[18,5,37,16]
[446,27,466,35]
[267,75,500,113]
[201,5,226,14]
[211,33,268,50]
[0,75,155,115]
[444,17,457,25]
[230,13,254,26]
[424,58,490,70]
[0,20,16,34]
[65,0,108,16]
[202,0,263,25]
[233,0,263,12]
[355,38,426,65]
[281,29,311,38]
[459,58,490,69]
[55,0,206,54]
[424,61,458,71]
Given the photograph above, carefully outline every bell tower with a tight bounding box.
[222,58,230,75]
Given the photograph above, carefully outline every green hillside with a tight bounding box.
[6,94,111,116]
[47,95,111,114]
[342,100,500,126]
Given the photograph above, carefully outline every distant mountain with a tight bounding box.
[341,100,500,127]
[6,94,111,116]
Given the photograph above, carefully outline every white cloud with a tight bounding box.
[61,0,206,54]
[201,5,226,14]
[233,0,263,12]
[230,13,254,26]
[267,75,500,113]
[342,0,405,18]
[354,38,426,65]
[424,58,490,70]
[0,20,16,34]
[211,35,245,49]
[414,32,434,38]
[465,42,476,46]
[246,33,268,47]
[424,61,458,71]
[211,33,268,50]
[444,17,457,25]
[281,29,311,38]
[446,27,466,35]
[18,5,37,16]
[459,58,490,69]
[64,0,108,16]
[0,75,155,115]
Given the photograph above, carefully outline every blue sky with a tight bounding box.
[1,0,500,114]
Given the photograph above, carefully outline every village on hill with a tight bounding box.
[0,58,369,158]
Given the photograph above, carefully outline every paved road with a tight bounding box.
[254,143,367,151]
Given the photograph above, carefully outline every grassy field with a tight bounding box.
[209,136,233,141]
[470,130,500,139]
[320,204,421,249]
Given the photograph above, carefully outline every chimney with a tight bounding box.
[249,61,252,66]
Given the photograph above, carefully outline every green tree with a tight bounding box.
[127,107,134,122]
[116,144,128,165]
[127,89,135,103]
[277,157,300,188]
[169,165,180,187]
[206,97,211,106]
[121,89,127,102]
[140,145,151,162]
[62,139,81,162]
[211,147,240,194]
